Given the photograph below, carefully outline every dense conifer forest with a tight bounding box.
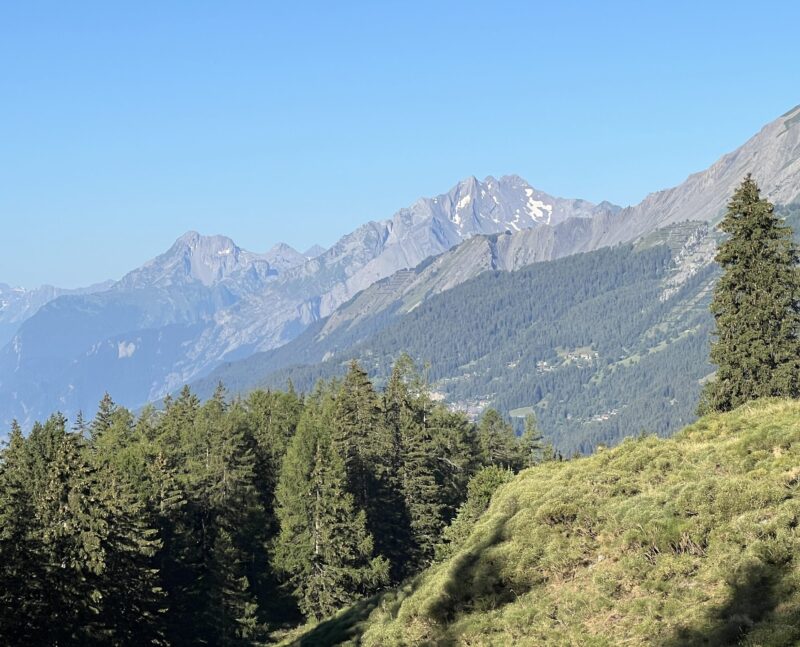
[0,358,543,644]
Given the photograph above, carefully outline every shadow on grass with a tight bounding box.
[286,595,382,646]
[286,506,519,646]
[427,503,523,627]
[284,583,416,647]
[660,561,799,646]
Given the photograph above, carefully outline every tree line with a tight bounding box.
[0,355,546,644]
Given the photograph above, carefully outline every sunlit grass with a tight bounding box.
[289,399,800,646]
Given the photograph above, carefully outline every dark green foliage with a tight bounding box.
[0,357,511,639]
[381,356,482,573]
[91,391,118,441]
[332,362,389,532]
[477,409,524,471]
[397,401,444,570]
[273,391,390,620]
[702,176,800,412]
[519,413,546,467]
[437,465,515,560]
[0,415,164,645]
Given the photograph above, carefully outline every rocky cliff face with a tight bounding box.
[115,231,273,290]
[596,104,800,246]
[207,175,617,352]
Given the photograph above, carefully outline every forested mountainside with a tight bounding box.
[2,106,800,429]
[196,206,800,455]
[195,226,715,455]
[286,400,800,647]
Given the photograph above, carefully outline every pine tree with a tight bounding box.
[702,175,800,412]
[91,392,118,441]
[437,465,514,559]
[0,421,40,643]
[33,427,164,644]
[332,360,386,514]
[273,395,389,620]
[428,406,481,521]
[207,401,267,644]
[91,461,165,645]
[178,386,267,643]
[332,361,406,574]
[150,385,204,643]
[519,413,545,467]
[378,356,418,576]
[385,356,453,570]
[477,409,523,470]
[72,410,87,437]
[245,386,302,516]
[399,412,443,569]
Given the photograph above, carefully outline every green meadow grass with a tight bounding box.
[282,399,800,646]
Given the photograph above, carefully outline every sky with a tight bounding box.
[1,1,799,288]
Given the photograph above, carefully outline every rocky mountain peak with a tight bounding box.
[117,231,266,289]
[264,243,307,272]
[303,244,327,258]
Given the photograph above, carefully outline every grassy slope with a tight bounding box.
[284,400,800,646]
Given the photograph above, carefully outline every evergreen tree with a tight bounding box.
[400,409,444,568]
[432,408,480,495]
[332,361,386,514]
[332,361,406,574]
[384,356,443,569]
[519,413,545,467]
[477,409,523,470]
[90,460,165,645]
[91,392,118,441]
[245,386,302,517]
[0,421,40,643]
[184,385,267,643]
[437,465,514,560]
[72,409,87,437]
[702,175,800,412]
[30,428,162,644]
[273,395,389,620]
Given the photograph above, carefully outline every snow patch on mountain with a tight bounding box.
[118,341,136,359]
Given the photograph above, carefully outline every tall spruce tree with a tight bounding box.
[332,361,386,514]
[477,409,523,470]
[702,175,800,412]
[273,392,389,620]
[91,392,118,441]
[519,413,545,467]
[429,408,479,514]
[245,387,302,520]
[384,356,443,569]
[0,421,40,643]
[185,385,266,644]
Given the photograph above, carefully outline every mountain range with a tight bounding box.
[2,105,800,436]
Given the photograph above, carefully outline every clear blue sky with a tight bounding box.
[1,1,799,288]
